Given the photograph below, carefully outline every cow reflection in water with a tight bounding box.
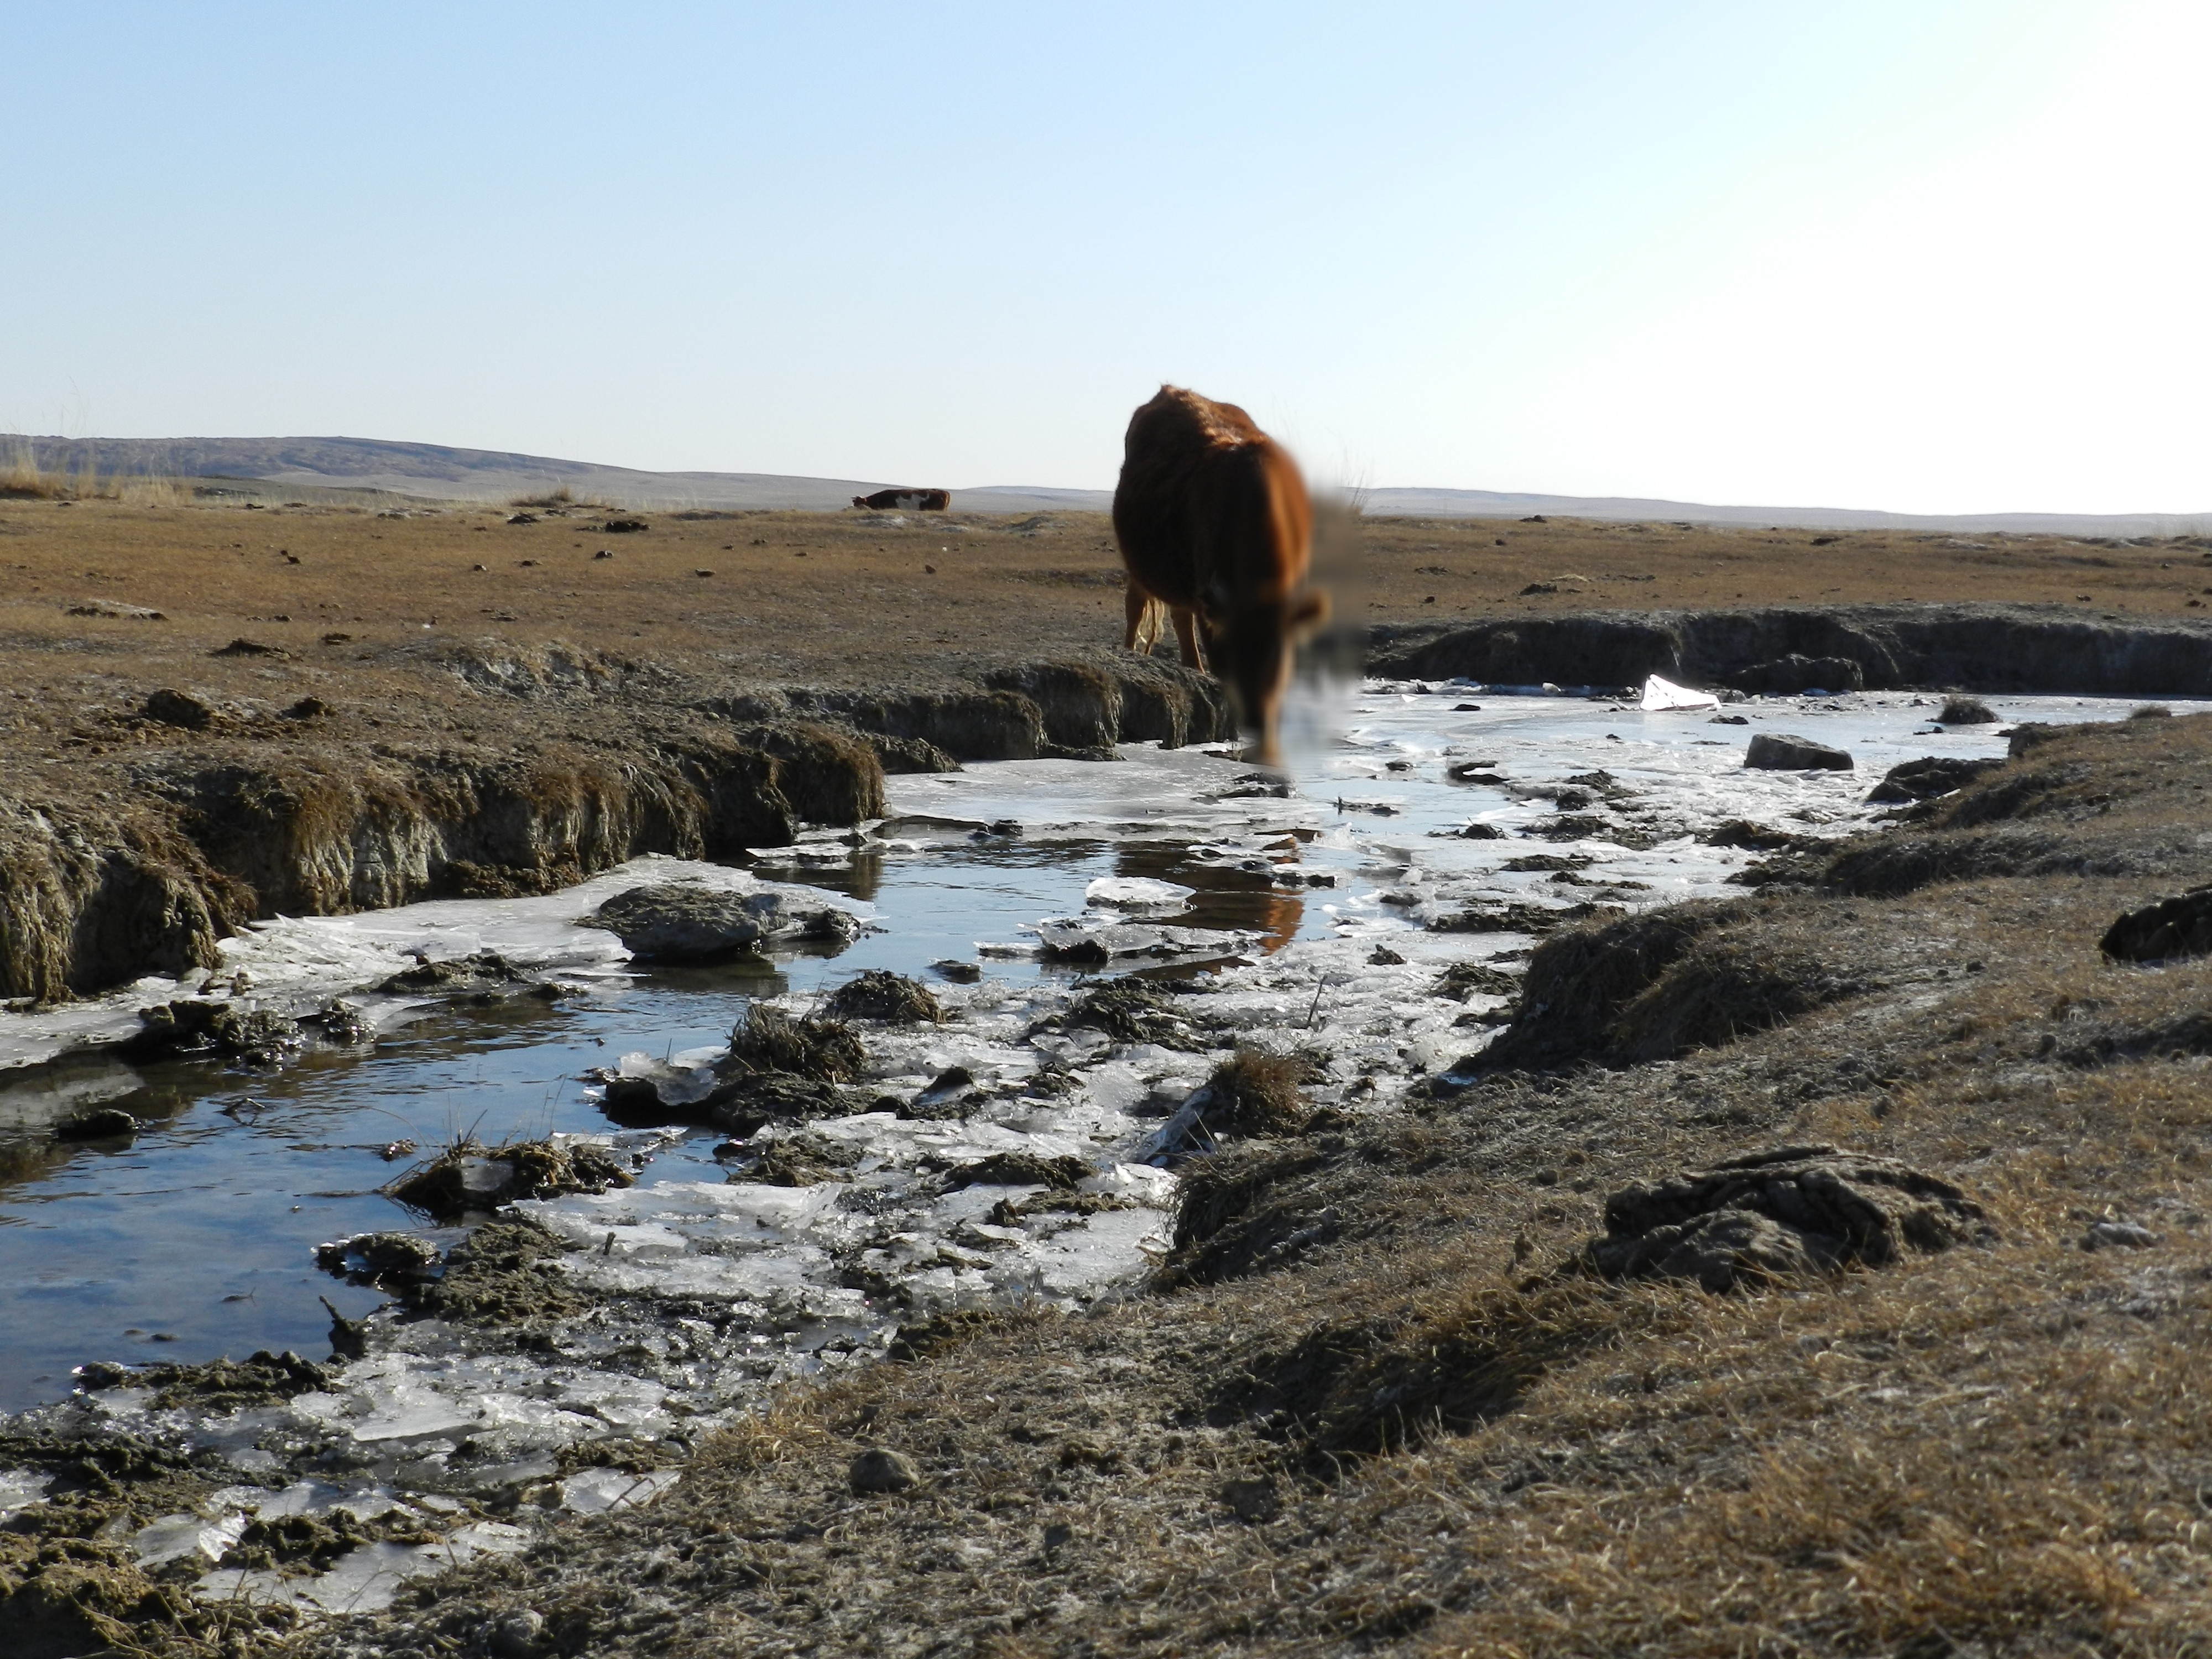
[1114,843,1303,956]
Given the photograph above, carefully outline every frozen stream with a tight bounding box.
[1,680,2193,1614]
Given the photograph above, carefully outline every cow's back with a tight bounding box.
[1113,387,1308,615]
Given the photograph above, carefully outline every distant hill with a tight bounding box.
[4,434,2204,534]
[1358,486,2212,539]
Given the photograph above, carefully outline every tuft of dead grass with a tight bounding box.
[726,1001,864,1082]
[1202,1047,1312,1134]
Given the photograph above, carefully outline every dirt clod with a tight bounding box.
[1201,1050,1311,1135]
[314,1231,442,1285]
[849,1448,922,1495]
[140,687,211,729]
[1062,979,1201,1048]
[2100,885,2212,963]
[1580,1145,1985,1292]
[945,1152,1093,1190]
[1866,754,2007,804]
[126,999,304,1066]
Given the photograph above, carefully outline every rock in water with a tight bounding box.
[1579,1145,1983,1292]
[849,1448,922,1494]
[126,1000,304,1065]
[588,884,858,963]
[315,1232,443,1285]
[388,1138,634,1222]
[1744,733,1853,771]
[2100,886,2212,963]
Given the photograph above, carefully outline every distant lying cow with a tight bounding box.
[852,488,951,511]
[1113,385,1327,765]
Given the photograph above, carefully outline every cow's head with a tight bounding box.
[1210,587,1330,766]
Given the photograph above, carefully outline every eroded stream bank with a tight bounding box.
[2,684,2206,1651]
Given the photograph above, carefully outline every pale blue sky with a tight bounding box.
[5,2,2205,512]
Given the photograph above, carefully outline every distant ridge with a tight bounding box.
[4,434,2204,536]
[1358,486,2212,539]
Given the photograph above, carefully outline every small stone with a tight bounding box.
[2081,1220,2160,1251]
[1220,1477,1277,1521]
[850,1447,922,1495]
[488,1609,544,1657]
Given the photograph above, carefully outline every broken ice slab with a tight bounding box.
[560,1466,682,1514]
[0,1467,53,1520]
[195,1521,530,1615]
[1084,876,1196,910]
[133,1510,248,1569]
[1031,918,1249,962]
[205,1480,410,1522]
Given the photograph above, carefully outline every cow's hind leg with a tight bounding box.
[1123,582,1155,653]
[1170,606,1207,671]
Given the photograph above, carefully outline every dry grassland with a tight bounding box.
[4,498,2209,731]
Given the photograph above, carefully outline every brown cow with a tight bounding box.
[852,488,951,511]
[1112,385,1327,765]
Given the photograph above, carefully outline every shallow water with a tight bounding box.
[1,684,2197,1413]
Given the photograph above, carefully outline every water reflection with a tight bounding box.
[1114,841,1305,953]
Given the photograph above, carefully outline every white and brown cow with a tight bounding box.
[852,488,951,512]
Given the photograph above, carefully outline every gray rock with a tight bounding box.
[1744,732,1853,771]
[849,1447,922,1494]
[2081,1220,2160,1250]
[589,884,858,963]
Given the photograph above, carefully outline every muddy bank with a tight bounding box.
[1371,602,2212,696]
[2,652,1228,1003]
